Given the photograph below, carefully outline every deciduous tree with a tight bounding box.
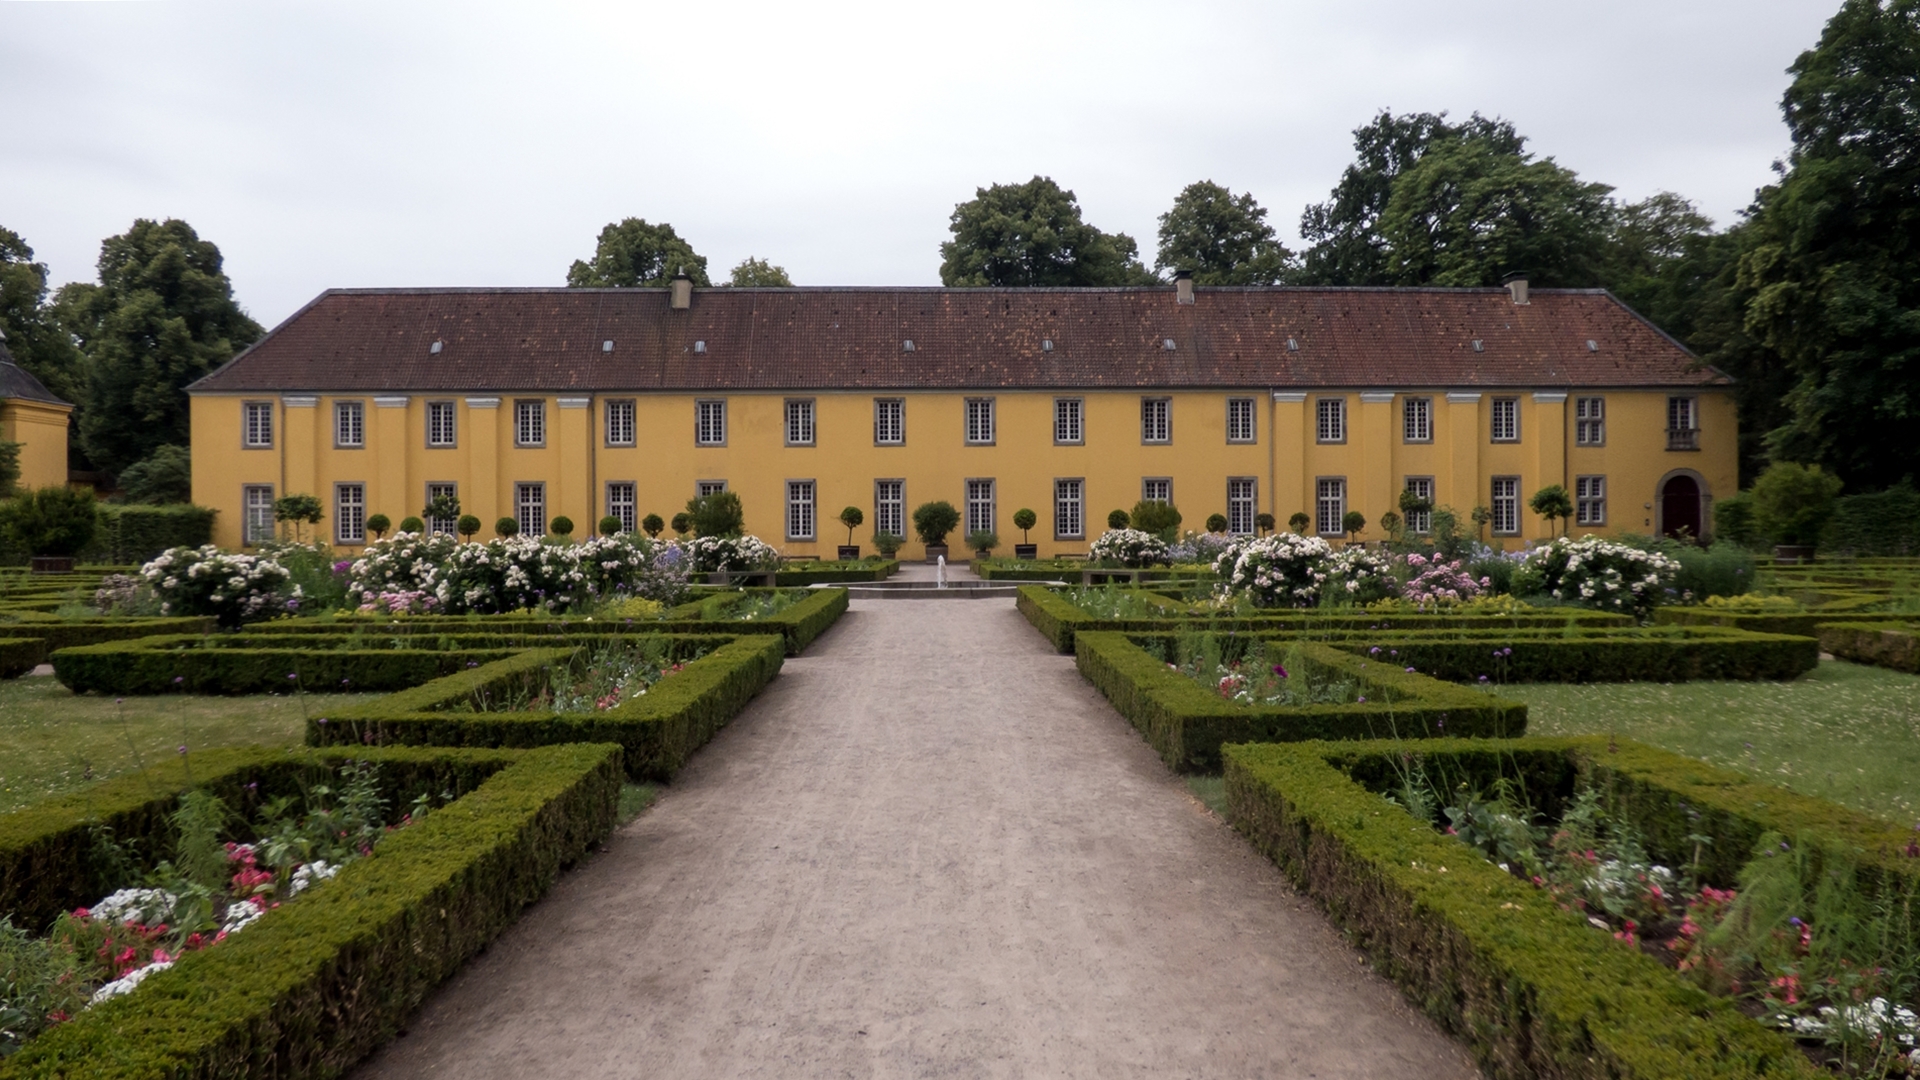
[727,257,792,286]
[940,177,1153,287]
[566,218,710,288]
[1154,181,1294,284]
[0,227,83,406]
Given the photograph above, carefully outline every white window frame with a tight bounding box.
[1141,397,1171,444]
[964,397,995,445]
[1228,478,1257,536]
[516,482,546,537]
[695,399,727,446]
[334,400,365,449]
[1226,397,1257,444]
[696,480,728,498]
[515,399,546,448]
[874,398,904,446]
[786,479,816,541]
[785,398,816,447]
[426,400,457,448]
[965,478,995,535]
[1403,396,1432,443]
[1142,478,1171,505]
[1403,476,1434,534]
[1576,475,1607,526]
[243,401,274,449]
[1491,397,1520,443]
[606,481,637,533]
[1668,396,1699,450]
[1315,397,1345,444]
[1054,478,1084,540]
[1315,477,1346,536]
[243,484,275,545]
[335,482,366,545]
[874,479,905,539]
[605,399,636,447]
[426,482,458,535]
[1491,476,1520,535]
[1575,396,1605,446]
[1054,397,1084,445]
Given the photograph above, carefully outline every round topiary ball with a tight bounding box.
[550,515,575,537]
[398,515,424,534]
[1205,513,1228,533]
[457,514,481,538]
[599,515,622,536]
[365,513,392,538]
[1107,509,1130,530]
[642,513,665,538]
[496,516,520,537]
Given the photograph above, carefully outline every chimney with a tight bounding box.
[1174,269,1194,305]
[1503,271,1529,306]
[670,268,692,310]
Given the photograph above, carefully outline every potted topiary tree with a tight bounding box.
[967,529,999,561]
[670,512,692,538]
[1012,508,1038,559]
[1107,509,1130,530]
[1529,485,1573,538]
[1753,461,1843,563]
[1206,513,1228,534]
[457,515,481,542]
[1288,512,1310,535]
[365,513,391,541]
[550,515,575,540]
[838,506,863,560]
[1130,500,1182,542]
[1255,512,1275,537]
[599,515,622,536]
[642,513,664,539]
[1342,510,1367,545]
[0,486,98,574]
[872,531,903,558]
[1379,510,1403,543]
[495,516,519,537]
[399,515,425,534]
[424,492,461,534]
[912,500,959,563]
[1470,504,1493,543]
[273,493,323,543]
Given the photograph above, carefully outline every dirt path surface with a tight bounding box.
[354,600,1481,1079]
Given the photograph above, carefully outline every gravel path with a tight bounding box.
[354,599,1481,1079]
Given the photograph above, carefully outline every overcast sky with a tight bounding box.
[2,1,1838,329]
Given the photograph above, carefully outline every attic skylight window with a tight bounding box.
[1587,339,1599,352]
[1286,337,1298,351]
[1472,339,1485,352]
[429,340,443,355]
[694,340,706,354]
[1162,338,1176,351]
[902,339,915,352]
[602,340,614,352]
[1042,339,1054,352]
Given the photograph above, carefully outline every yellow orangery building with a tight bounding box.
[1,334,74,493]
[187,276,1735,558]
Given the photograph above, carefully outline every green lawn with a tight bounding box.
[0,675,377,814]
[1504,659,1920,823]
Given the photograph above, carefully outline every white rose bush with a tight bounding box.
[1088,528,1171,568]
[141,546,299,627]
[344,531,692,615]
[684,534,782,575]
[1511,536,1680,618]
[1212,533,1334,608]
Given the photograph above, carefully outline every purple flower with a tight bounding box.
[173,676,184,684]
[1478,675,1489,683]
[1357,695,1367,703]
[177,745,188,755]
[1405,666,1415,673]
[287,673,299,681]
[1437,718,1445,731]
[1369,646,1381,655]
[1272,664,1289,679]
[317,718,328,725]
[1789,917,1804,927]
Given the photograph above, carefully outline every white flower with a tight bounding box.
[89,961,173,1005]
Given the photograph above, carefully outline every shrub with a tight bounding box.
[912,501,960,546]
[1287,512,1310,534]
[1107,509,1130,530]
[641,513,664,538]
[113,445,193,505]
[1340,509,1365,540]
[82,504,215,564]
[1322,546,1396,604]
[1088,529,1169,568]
[423,491,461,525]
[1167,530,1237,565]
[966,530,999,554]
[685,491,744,537]
[1752,462,1842,547]
[397,515,424,534]
[1819,482,1920,557]
[271,493,323,542]
[871,532,903,557]
[1205,513,1229,533]
[140,546,295,627]
[1397,553,1488,608]
[684,534,781,574]
[494,516,518,537]
[1512,536,1680,618]
[669,512,691,536]
[0,486,97,557]
[1213,533,1332,608]
[1714,491,1761,548]
[349,532,690,613]
[1255,512,1275,534]
[263,540,350,613]
[599,515,622,536]
[550,515,574,537]
[364,513,391,539]
[1129,500,1182,539]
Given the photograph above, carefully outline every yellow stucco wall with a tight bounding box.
[0,398,72,491]
[189,387,1737,557]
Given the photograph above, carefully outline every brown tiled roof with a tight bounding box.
[189,286,1724,394]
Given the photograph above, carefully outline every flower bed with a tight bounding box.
[772,560,898,585]
[0,742,620,1079]
[141,546,298,627]
[347,532,692,614]
[1072,630,1525,772]
[1510,536,1681,619]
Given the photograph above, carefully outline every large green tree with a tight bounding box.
[1736,0,1920,489]
[566,218,710,287]
[727,256,792,286]
[939,176,1153,287]
[56,219,261,477]
[0,227,83,406]
[1153,181,1295,284]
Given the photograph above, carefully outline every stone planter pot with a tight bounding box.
[924,544,949,564]
[973,550,995,562]
[1013,544,1038,559]
[29,555,75,575]
[1772,544,1817,565]
[837,545,861,561]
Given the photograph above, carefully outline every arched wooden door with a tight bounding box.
[1661,474,1702,541]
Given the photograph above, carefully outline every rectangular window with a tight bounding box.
[335,483,366,545]
[786,480,815,541]
[1315,478,1345,536]
[1142,478,1171,504]
[964,398,995,444]
[516,482,546,537]
[605,399,636,446]
[874,398,904,445]
[1403,477,1434,534]
[875,479,905,539]
[696,399,727,446]
[426,482,458,535]
[785,398,815,446]
[607,482,636,533]
[427,400,457,447]
[1054,397,1083,445]
[1141,397,1171,443]
[696,480,728,497]
[515,399,546,447]
[1576,475,1607,526]
[1491,397,1520,442]
[1055,478,1084,540]
[1227,397,1257,444]
[1315,397,1345,443]
[1668,396,1698,450]
[1228,478,1257,536]
[1575,396,1605,446]
[1403,396,1432,443]
[1491,476,1520,534]
[243,401,273,448]
[243,485,275,545]
[966,478,995,535]
[334,401,364,448]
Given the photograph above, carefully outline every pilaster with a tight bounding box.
[1271,392,1306,524]
[1445,392,1482,513]
[466,397,499,529]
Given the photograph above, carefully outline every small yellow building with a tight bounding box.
[188,277,1735,558]
[0,334,74,493]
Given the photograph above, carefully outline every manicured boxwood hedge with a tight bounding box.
[1074,630,1525,772]
[51,634,529,695]
[0,742,621,1080]
[1818,619,1920,673]
[0,613,215,653]
[1318,625,1818,682]
[0,637,42,678]
[773,561,898,585]
[1224,737,1838,1080]
[1654,600,1896,639]
[313,633,787,780]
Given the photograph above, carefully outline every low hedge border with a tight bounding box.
[1654,606,1901,638]
[773,561,898,585]
[50,635,530,695]
[0,637,44,678]
[314,633,787,780]
[1317,625,1819,682]
[0,742,621,1080]
[1074,630,1525,773]
[1817,619,1920,673]
[1223,737,1827,1079]
[0,613,217,653]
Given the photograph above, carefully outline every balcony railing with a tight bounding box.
[1667,427,1699,451]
